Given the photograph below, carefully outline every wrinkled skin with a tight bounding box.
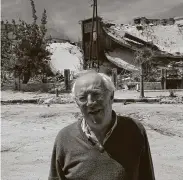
[74,72,114,140]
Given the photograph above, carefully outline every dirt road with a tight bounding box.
[1,103,183,180]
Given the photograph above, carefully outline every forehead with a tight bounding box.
[74,73,105,94]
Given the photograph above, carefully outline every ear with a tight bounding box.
[74,98,79,107]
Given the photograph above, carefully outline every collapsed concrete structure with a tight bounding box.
[81,16,183,89]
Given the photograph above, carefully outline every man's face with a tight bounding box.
[74,73,113,130]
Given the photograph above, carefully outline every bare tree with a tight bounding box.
[133,22,158,98]
[134,47,155,98]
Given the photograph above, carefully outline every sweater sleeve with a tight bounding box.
[138,129,155,180]
[48,139,65,180]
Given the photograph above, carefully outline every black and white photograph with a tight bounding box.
[1,0,183,180]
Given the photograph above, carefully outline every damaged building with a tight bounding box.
[81,16,183,89]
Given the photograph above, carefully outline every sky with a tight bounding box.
[1,0,183,41]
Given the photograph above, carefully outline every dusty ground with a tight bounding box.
[1,89,183,101]
[1,103,183,180]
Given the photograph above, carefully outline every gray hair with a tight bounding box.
[71,71,115,97]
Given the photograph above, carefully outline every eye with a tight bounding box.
[92,92,103,99]
[92,92,100,96]
[79,96,86,102]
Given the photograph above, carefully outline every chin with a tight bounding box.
[90,115,104,125]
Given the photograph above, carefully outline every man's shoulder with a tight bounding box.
[116,114,146,137]
[55,121,80,143]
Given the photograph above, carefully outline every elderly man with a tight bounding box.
[48,71,155,180]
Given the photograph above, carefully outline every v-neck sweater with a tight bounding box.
[48,115,155,180]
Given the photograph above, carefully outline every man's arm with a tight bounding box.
[138,129,155,180]
[48,140,65,180]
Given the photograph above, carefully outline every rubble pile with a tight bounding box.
[160,95,183,104]
[39,94,74,105]
[47,42,83,74]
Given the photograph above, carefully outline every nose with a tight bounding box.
[86,94,96,106]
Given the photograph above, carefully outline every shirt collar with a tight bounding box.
[81,110,117,145]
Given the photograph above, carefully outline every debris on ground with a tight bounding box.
[159,96,183,104]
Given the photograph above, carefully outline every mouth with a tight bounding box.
[88,109,101,115]
[88,109,103,124]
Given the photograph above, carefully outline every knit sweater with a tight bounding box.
[48,114,155,180]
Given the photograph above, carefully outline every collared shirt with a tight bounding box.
[81,110,117,146]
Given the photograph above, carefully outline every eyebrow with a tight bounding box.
[77,88,103,95]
